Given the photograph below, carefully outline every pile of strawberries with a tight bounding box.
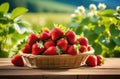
[11,25,104,67]
[22,26,91,55]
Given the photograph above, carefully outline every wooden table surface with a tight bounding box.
[0,58,120,79]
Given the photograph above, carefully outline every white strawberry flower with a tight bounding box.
[89,4,97,11]
[77,6,85,13]
[98,3,106,10]
[71,14,77,17]
[116,6,120,13]
[74,9,80,14]
[116,6,120,11]
[88,12,94,17]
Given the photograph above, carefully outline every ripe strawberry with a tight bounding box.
[11,54,24,66]
[44,40,55,49]
[67,45,79,55]
[87,45,91,51]
[65,30,76,44]
[22,44,32,53]
[44,46,61,55]
[51,27,63,41]
[86,55,97,67]
[57,39,68,53]
[79,45,87,53]
[78,37,88,46]
[44,29,50,33]
[40,31,50,41]
[32,43,44,55]
[96,55,104,65]
[28,33,39,46]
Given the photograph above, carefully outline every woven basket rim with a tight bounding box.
[19,48,94,57]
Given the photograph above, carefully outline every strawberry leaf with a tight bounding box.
[11,7,28,19]
[0,2,9,15]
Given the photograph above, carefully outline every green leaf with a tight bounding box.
[102,9,115,17]
[92,43,102,55]
[13,23,29,34]
[87,31,98,44]
[11,7,28,19]
[0,50,8,57]
[94,25,105,34]
[110,24,120,36]
[99,35,116,49]
[98,35,106,43]
[91,16,99,23]
[17,20,31,27]
[0,17,9,24]
[8,25,15,34]
[0,2,9,15]
[80,17,90,25]
[113,37,120,45]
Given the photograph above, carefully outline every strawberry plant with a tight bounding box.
[69,3,120,57]
[0,2,31,57]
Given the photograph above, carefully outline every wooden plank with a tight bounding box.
[43,75,76,79]
[0,75,43,79]
[1,58,120,69]
[0,58,120,75]
[0,69,120,75]
[77,75,88,79]
[88,75,120,79]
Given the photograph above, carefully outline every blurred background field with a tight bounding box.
[22,13,71,31]
[0,0,120,58]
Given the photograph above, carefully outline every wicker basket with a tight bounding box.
[20,49,94,69]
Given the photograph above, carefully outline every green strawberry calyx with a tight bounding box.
[100,57,105,65]
[37,41,44,48]
[56,46,62,55]
[74,44,80,54]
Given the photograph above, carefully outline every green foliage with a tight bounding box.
[69,4,120,57]
[11,7,28,19]
[0,2,31,57]
[0,2,9,14]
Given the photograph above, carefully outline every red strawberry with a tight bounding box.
[28,33,39,46]
[11,54,24,66]
[80,45,87,53]
[67,45,79,55]
[44,40,55,49]
[51,27,63,41]
[22,44,32,53]
[86,55,97,67]
[40,31,50,41]
[32,43,44,55]
[87,45,91,51]
[44,46,60,55]
[65,30,76,44]
[78,37,88,46]
[57,39,68,53]
[96,55,104,65]
[44,29,50,33]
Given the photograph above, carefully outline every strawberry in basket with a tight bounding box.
[11,24,103,68]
